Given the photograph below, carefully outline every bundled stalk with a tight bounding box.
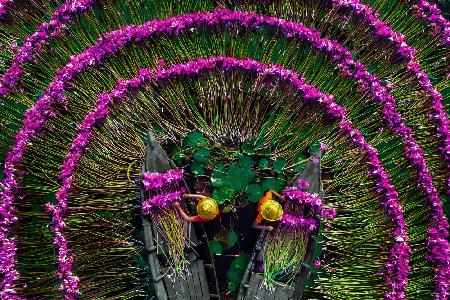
[151,207,189,276]
[262,226,309,290]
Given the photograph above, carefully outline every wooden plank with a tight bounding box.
[190,260,206,300]
[163,275,177,300]
[197,260,211,299]
[245,274,262,300]
[172,276,184,300]
[184,264,196,300]
[179,276,190,300]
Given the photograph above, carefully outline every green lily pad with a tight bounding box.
[211,165,227,187]
[193,148,210,163]
[262,178,281,193]
[229,175,247,192]
[247,184,263,203]
[185,131,207,148]
[190,162,205,175]
[259,158,269,168]
[239,156,254,169]
[440,194,448,203]
[228,163,242,177]
[232,151,244,158]
[213,187,235,204]
[228,281,237,293]
[209,240,223,256]
[273,157,287,173]
[227,268,242,282]
[172,146,185,161]
[231,253,250,270]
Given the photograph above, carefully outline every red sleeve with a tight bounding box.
[191,215,205,222]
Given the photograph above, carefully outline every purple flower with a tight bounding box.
[142,169,183,190]
[297,179,309,190]
[280,214,317,232]
[141,188,187,214]
[314,259,322,269]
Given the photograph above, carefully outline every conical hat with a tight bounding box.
[260,199,283,222]
[197,197,219,221]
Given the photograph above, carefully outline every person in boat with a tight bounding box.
[252,190,285,231]
[174,193,220,222]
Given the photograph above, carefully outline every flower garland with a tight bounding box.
[3,7,446,295]
[0,0,10,18]
[40,56,411,299]
[414,0,450,46]
[141,188,187,214]
[0,0,95,96]
[142,169,184,191]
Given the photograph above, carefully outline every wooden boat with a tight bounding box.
[237,152,322,300]
[140,131,220,299]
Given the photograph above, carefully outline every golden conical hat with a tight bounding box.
[197,197,219,221]
[261,199,283,222]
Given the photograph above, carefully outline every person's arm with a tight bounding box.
[271,190,286,202]
[252,215,274,231]
[174,202,198,222]
[182,193,207,201]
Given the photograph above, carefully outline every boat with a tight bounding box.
[140,131,220,299]
[237,152,322,300]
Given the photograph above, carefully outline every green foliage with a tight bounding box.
[170,130,293,207]
[209,240,223,256]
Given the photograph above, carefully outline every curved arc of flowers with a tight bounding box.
[413,0,450,46]
[48,56,409,299]
[0,0,95,96]
[0,8,446,297]
[332,1,450,297]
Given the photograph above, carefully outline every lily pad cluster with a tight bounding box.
[169,131,298,207]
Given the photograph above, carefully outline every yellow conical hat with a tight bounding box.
[261,199,283,222]
[197,197,219,221]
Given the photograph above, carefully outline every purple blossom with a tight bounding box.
[142,169,183,190]
[311,155,320,164]
[322,208,337,220]
[280,214,317,232]
[297,179,309,190]
[141,188,187,214]
[314,259,322,269]
[283,188,322,210]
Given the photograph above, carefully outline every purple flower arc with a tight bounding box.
[414,0,450,46]
[0,0,95,96]
[41,56,412,298]
[1,7,448,297]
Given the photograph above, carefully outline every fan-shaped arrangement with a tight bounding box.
[0,0,449,299]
